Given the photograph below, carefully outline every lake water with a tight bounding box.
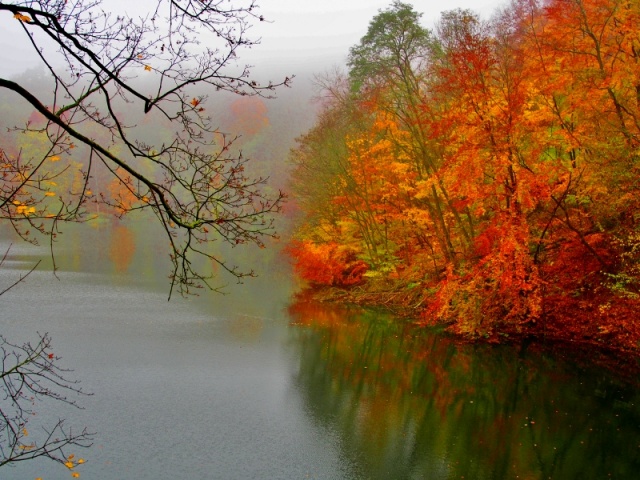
[1,235,640,479]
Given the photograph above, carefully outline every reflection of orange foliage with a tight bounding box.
[288,297,479,424]
[289,297,640,479]
[288,292,359,327]
[229,97,269,135]
[109,225,136,273]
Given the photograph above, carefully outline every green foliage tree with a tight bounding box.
[347,1,432,93]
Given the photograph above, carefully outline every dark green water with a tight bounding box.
[1,228,639,479]
[288,300,640,479]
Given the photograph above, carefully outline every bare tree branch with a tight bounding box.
[0,332,93,470]
[0,0,292,296]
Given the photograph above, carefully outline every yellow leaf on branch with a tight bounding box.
[14,13,32,22]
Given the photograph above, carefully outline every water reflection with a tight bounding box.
[109,224,136,273]
[3,223,640,479]
[0,247,354,480]
[288,297,640,480]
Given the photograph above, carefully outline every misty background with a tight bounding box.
[0,0,507,288]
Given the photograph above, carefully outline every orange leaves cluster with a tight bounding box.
[63,453,85,478]
[13,13,32,22]
[287,240,367,287]
[288,0,640,350]
[13,201,36,216]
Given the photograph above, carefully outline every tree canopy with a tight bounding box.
[288,0,640,352]
[347,1,432,92]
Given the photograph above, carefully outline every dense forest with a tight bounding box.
[287,0,640,353]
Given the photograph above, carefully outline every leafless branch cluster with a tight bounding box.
[0,332,93,468]
[0,0,291,296]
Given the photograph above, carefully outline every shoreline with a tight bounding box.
[295,283,640,377]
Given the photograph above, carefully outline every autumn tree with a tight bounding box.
[289,0,640,350]
[0,0,291,296]
[289,4,474,288]
[287,74,370,286]
[228,97,270,136]
[348,2,480,269]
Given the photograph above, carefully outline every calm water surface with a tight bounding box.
[1,236,639,479]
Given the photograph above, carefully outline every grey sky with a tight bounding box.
[249,0,506,70]
[1,0,506,78]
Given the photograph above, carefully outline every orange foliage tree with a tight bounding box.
[288,0,640,351]
[228,97,270,136]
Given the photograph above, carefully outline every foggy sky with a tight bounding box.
[0,0,506,79]
[252,0,505,69]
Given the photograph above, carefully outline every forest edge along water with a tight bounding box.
[287,0,640,360]
[2,235,640,479]
[3,0,640,478]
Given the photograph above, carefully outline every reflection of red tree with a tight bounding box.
[229,97,269,135]
[109,225,136,273]
[287,292,358,327]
